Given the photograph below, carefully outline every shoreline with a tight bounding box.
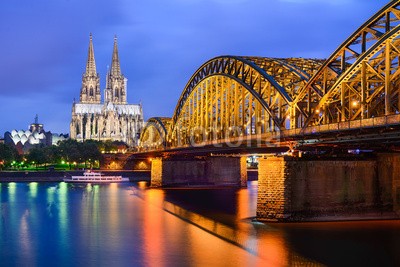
[0,170,151,182]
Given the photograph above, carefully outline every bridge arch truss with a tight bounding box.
[140,0,400,150]
[139,117,171,151]
[168,56,325,147]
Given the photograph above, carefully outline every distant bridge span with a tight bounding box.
[139,0,400,154]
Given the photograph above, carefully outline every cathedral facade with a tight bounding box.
[70,35,143,147]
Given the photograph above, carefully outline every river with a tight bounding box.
[0,181,399,266]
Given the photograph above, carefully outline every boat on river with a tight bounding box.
[63,170,129,183]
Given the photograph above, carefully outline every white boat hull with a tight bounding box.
[64,172,130,183]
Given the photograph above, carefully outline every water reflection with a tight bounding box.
[0,181,399,266]
[107,183,119,242]
[58,182,68,239]
[158,186,308,266]
[281,220,400,266]
[46,185,56,217]
[19,209,34,264]
[29,182,38,198]
[8,182,16,203]
[143,189,166,267]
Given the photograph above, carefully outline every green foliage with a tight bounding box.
[4,139,125,171]
[53,139,106,169]
[79,140,102,168]
[26,145,48,167]
[57,139,81,163]
[0,143,20,168]
[97,140,122,153]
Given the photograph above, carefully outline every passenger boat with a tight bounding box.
[63,170,129,183]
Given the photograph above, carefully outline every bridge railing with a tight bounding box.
[139,114,400,152]
[297,114,400,137]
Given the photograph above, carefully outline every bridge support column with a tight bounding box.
[150,156,247,188]
[240,156,248,187]
[150,158,164,187]
[206,156,248,188]
[377,153,400,213]
[257,154,400,222]
[257,156,292,221]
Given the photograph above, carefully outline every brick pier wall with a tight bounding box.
[257,154,400,222]
[150,156,247,187]
[257,157,292,221]
[377,154,400,211]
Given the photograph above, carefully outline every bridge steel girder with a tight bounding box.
[168,56,322,148]
[303,24,400,129]
[139,117,171,151]
[140,0,400,152]
[296,0,400,127]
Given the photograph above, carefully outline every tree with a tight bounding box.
[0,144,19,169]
[26,145,48,169]
[80,140,102,169]
[98,140,119,153]
[57,139,81,169]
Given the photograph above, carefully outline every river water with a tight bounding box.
[0,181,399,266]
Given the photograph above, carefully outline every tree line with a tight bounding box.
[0,139,123,170]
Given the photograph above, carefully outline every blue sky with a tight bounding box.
[0,0,389,136]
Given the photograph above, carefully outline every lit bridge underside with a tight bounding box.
[139,1,400,155]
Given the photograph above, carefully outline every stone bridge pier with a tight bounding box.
[257,154,400,222]
[150,156,247,188]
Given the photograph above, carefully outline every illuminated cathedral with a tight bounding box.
[70,34,143,147]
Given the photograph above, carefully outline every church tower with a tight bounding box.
[80,34,101,104]
[71,34,143,147]
[105,36,127,104]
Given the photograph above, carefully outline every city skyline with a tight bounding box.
[0,0,389,137]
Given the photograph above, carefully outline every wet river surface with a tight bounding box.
[0,181,399,266]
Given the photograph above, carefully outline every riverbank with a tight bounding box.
[0,170,151,182]
[0,169,257,183]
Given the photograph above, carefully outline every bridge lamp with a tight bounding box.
[315,109,320,114]
[352,100,359,107]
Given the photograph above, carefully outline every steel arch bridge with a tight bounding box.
[139,117,171,150]
[139,0,400,152]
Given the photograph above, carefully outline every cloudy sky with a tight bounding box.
[0,0,389,136]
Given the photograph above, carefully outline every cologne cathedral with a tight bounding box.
[70,34,143,147]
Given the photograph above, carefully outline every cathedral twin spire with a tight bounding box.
[110,36,122,77]
[106,36,126,104]
[85,33,97,76]
[80,34,126,105]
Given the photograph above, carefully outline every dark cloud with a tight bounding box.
[0,0,388,136]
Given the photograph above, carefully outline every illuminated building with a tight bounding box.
[70,34,143,147]
[4,115,69,153]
